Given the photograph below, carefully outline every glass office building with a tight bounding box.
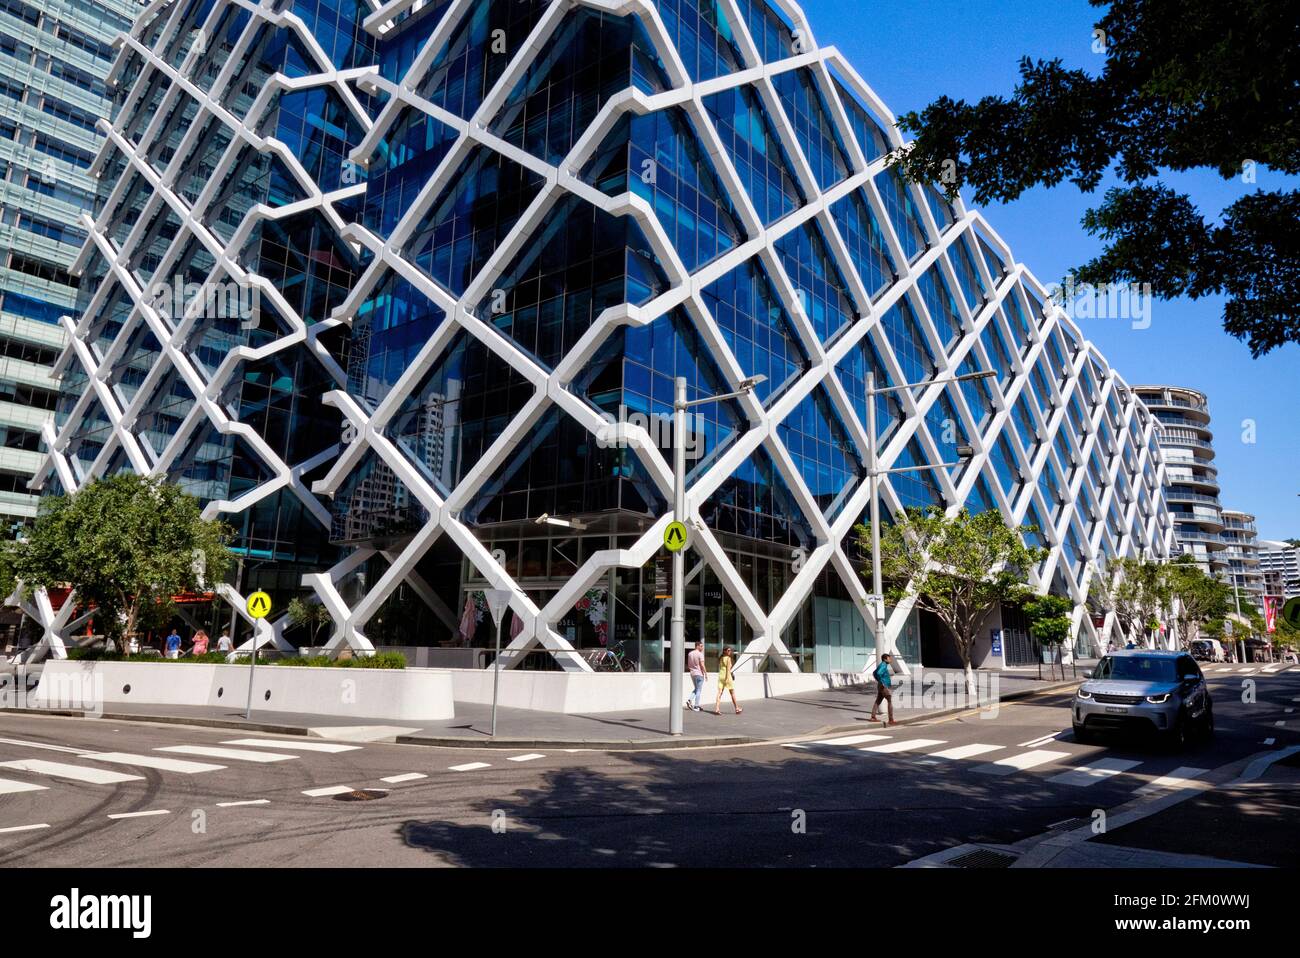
[0,0,138,528]
[34,0,1174,669]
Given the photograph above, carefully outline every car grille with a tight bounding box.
[1093,693,1144,705]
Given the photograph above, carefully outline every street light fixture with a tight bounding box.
[535,513,588,531]
[668,373,765,735]
[864,370,993,666]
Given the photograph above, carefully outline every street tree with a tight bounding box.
[1164,557,1231,650]
[888,0,1300,357]
[1094,557,1169,647]
[287,596,333,647]
[858,507,1045,695]
[9,475,233,649]
[1023,593,1075,680]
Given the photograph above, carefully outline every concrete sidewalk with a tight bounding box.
[2,664,1081,748]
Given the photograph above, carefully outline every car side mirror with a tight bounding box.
[1081,670,1092,678]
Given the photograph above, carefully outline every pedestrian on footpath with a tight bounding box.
[164,628,182,660]
[869,653,896,726]
[713,645,742,715]
[687,640,706,712]
[216,631,234,653]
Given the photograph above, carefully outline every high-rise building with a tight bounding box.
[1220,511,1264,613]
[1132,386,1227,576]
[1257,538,1298,601]
[0,0,138,529]
[32,0,1175,668]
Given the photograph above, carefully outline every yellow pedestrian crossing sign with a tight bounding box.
[664,521,689,552]
[246,590,273,619]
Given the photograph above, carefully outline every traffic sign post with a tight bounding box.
[484,589,512,736]
[245,590,272,719]
[664,521,688,552]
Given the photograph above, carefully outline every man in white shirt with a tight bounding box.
[216,632,234,653]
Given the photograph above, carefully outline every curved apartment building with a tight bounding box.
[1133,386,1227,575]
[31,0,1176,670]
[1221,510,1265,613]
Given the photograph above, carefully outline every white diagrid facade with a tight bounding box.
[29,0,1173,669]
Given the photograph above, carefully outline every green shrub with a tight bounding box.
[269,651,406,669]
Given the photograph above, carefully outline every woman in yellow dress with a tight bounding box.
[713,645,742,715]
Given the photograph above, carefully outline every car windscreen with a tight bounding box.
[1094,656,1178,682]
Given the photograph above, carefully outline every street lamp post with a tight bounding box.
[862,369,994,662]
[669,374,765,735]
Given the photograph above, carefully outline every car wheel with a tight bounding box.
[1072,722,1092,744]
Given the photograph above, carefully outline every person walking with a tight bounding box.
[713,645,741,715]
[686,640,706,712]
[164,628,183,660]
[869,653,896,725]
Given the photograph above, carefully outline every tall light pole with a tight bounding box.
[669,374,765,735]
[863,370,994,662]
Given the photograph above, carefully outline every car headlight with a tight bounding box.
[1145,693,1171,704]
[1076,688,1093,699]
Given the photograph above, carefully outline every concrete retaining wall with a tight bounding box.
[431,667,867,714]
[31,660,455,721]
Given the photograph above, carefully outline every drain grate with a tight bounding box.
[332,789,389,802]
[946,848,1018,869]
[1047,817,1087,831]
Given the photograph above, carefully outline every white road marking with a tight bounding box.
[1138,767,1208,793]
[303,785,355,797]
[0,759,143,785]
[1261,666,1282,673]
[975,749,1073,776]
[156,745,297,763]
[1286,708,1295,714]
[1018,732,1064,748]
[0,737,86,754]
[380,773,427,784]
[81,752,226,774]
[507,753,546,762]
[305,726,420,743]
[107,810,170,820]
[0,777,48,795]
[1263,737,1276,745]
[1048,757,1143,787]
[1238,667,1254,673]
[222,738,361,753]
[926,743,1006,761]
[812,733,893,746]
[216,799,271,807]
[859,739,947,754]
[449,762,491,772]
[0,823,50,834]
[1275,720,1287,727]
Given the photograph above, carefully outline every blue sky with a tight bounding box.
[805,0,1299,541]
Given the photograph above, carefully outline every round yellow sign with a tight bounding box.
[246,590,273,619]
[664,521,689,553]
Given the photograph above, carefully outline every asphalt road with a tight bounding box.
[1,664,1296,868]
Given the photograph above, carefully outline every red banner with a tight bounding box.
[1264,596,1278,634]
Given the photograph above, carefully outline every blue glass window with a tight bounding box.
[363,105,458,239]
[917,265,963,350]
[775,220,859,344]
[949,232,987,312]
[977,236,1008,281]
[771,68,851,191]
[829,190,897,299]
[349,270,447,410]
[989,434,1023,499]
[965,474,997,515]
[376,1,454,83]
[656,0,744,82]
[924,184,955,235]
[890,439,944,512]
[735,0,796,64]
[703,256,808,405]
[703,83,805,226]
[879,297,935,385]
[832,76,890,163]
[778,385,863,518]
[980,313,1015,388]
[836,330,902,444]
[703,446,814,547]
[875,168,927,262]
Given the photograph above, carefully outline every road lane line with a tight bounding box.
[303,785,354,797]
[0,823,50,834]
[1048,757,1143,787]
[221,738,361,753]
[0,759,143,785]
[449,762,491,772]
[107,810,170,820]
[216,800,270,807]
[80,752,226,774]
[507,753,545,762]
[926,743,1005,761]
[974,749,1073,776]
[0,738,86,754]
[156,745,297,763]
[1263,737,1276,745]
[380,773,427,783]
[812,733,894,746]
[1138,767,1209,793]
[0,777,48,795]
[859,739,946,754]
[1275,720,1287,727]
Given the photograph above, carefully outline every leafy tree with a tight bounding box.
[1023,593,1075,680]
[287,596,333,647]
[1164,556,1232,649]
[889,0,1300,356]
[1093,556,1169,646]
[857,507,1045,694]
[9,475,233,651]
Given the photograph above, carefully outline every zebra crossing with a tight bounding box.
[783,732,1210,793]
[0,733,556,819]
